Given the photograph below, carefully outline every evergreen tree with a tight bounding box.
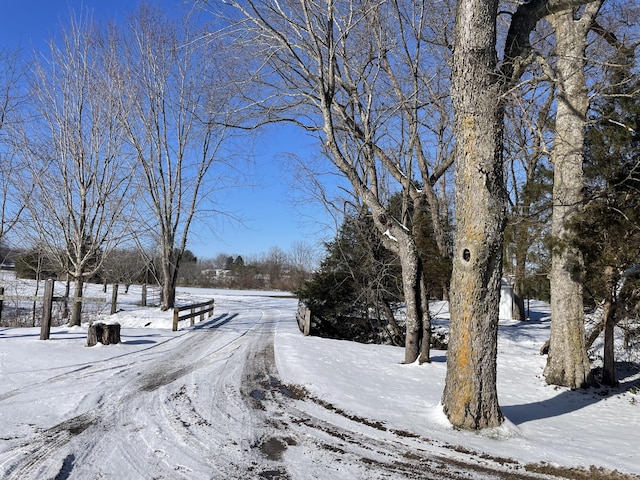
[573,55,640,385]
[233,255,245,269]
[297,210,404,344]
[298,191,453,345]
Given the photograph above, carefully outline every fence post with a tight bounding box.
[304,308,311,336]
[110,284,119,315]
[40,279,54,340]
[0,286,4,322]
[141,283,147,307]
[172,307,179,331]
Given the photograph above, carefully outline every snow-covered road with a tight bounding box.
[1,290,638,479]
[1,295,290,479]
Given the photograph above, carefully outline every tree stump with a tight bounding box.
[87,322,121,346]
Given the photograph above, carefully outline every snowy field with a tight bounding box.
[0,273,639,479]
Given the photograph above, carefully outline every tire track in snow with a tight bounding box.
[234,310,591,480]
[0,301,267,480]
[1,295,597,480]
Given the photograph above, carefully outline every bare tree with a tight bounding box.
[21,14,135,326]
[288,240,319,274]
[213,0,458,363]
[101,248,153,293]
[263,246,287,289]
[543,5,602,389]
[503,79,554,321]
[0,48,27,245]
[116,5,237,310]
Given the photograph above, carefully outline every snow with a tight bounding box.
[1,275,639,479]
[278,302,640,474]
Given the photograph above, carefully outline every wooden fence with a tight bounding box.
[0,282,161,327]
[0,281,107,331]
[172,299,215,331]
[0,279,107,340]
[296,301,311,336]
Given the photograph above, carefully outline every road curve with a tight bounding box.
[0,295,634,480]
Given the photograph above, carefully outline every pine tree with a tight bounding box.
[573,53,639,385]
[296,211,403,344]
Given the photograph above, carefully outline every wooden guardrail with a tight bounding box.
[0,281,153,324]
[0,280,108,336]
[172,299,215,331]
[296,301,311,336]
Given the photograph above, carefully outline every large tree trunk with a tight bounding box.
[442,0,505,430]
[418,265,431,364]
[414,198,433,364]
[544,8,594,389]
[70,274,84,327]
[161,261,177,311]
[160,241,182,311]
[398,236,430,364]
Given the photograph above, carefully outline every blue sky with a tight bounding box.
[1,0,335,261]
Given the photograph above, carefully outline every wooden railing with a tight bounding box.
[0,281,158,326]
[0,279,107,337]
[296,301,311,336]
[172,299,215,331]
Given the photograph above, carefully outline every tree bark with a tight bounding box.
[382,299,403,346]
[512,235,528,321]
[160,239,181,310]
[398,235,428,364]
[70,275,84,327]
[544,7,596,389]
[442,0,505,430]
[419,266,432,364]
[87,322,121,346]
[161,262,177,311]
[601,265,617,385]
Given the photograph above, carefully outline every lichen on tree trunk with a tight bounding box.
[442,0,505,430]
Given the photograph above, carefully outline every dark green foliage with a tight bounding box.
[297,194,452,344]
[0,242,11,263]
[384,191,452,299]
[576,66,640,307]
[296,211,403,343]
[15,249,58,280]
[410,199,452,300]
[522,248,552,303]
[181,249,198,264]
[504,147,553,307]
[233,255,244,269]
